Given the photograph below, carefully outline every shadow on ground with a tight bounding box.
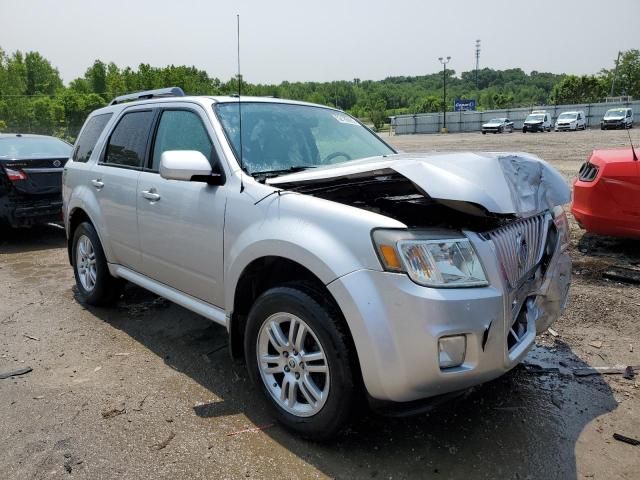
[0,223,66,254]
[83,283,618,480]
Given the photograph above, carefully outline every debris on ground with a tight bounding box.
[152,432,175,450]
[602,266,640,285]
[23,334,40,341]
[521,363,559,374]
[101,405,126,419]
[573,365,638,377]
[589,340,603,349]
[226,424,274,437]
[623,366,635,380]
[547,328,560,337]
[0,366,33,379]
[612,433,640,446]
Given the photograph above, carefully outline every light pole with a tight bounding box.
[438,56,451,133]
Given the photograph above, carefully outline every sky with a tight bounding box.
[1,0,639,84]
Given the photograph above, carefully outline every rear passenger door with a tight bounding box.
[137,105,227,307]
[92,108,155,271]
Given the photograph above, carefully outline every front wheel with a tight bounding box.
[245,286,356,439]
[72,222,123,306]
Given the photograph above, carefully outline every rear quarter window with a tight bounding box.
[73,113,113,163]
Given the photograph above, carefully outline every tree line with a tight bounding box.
[0,47,638,137]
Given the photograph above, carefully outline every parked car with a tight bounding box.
[600,107,633,130]
[482,118,514,134]
[63,87,572,438]
[522,110,552,133]
[0,133,72,227]
[555,111,587,131]
[572,147,640,238]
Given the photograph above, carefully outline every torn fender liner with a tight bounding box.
[269,152,571,216]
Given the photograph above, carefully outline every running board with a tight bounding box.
[110,265,227,327]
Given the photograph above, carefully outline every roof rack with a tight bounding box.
[109,87,185,106]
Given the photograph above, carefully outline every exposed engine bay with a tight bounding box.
[281,170,517,231]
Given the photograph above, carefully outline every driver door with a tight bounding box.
[136,106,227,307]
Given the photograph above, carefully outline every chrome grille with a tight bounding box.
[484,213,550,289]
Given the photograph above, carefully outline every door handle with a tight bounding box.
[141,189,161,202]
[91,179,104,190]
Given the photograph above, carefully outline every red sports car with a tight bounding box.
[572,147,640,239]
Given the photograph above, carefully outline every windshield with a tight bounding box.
[214,102,395,175]
[0,136,72,159]
[526,114,544,122]
[604,109,625,118]
[558,113,577,120]
[488,118,505,123]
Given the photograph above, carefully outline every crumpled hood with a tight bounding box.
[268,152,571,216]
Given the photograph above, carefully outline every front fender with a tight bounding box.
[223,186,404,312]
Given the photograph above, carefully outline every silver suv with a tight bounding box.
[63,87,572,438]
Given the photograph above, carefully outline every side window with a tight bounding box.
[628,110,632,118]
[151,110,212,171]
[73,113,113,163]
[103,110,154,168]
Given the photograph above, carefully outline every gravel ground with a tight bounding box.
[1,128,639,479]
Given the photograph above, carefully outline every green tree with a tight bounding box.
[550,75,605,104]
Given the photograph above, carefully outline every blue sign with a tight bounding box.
[454,99,476,112]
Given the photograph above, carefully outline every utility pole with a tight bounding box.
[438,56,451,133]
[610,51,621,97]
[475,40,481,89]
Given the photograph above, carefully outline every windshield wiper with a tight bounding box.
[252,165,317,181]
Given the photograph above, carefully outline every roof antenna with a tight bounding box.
[237,14,245,192]
[627,128,638,161]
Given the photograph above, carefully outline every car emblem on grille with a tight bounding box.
[53,160,62,167]
[516,233,528,269]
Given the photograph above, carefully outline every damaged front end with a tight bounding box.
[272,151,572,340]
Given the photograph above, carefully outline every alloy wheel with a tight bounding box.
[76,235,97,292]
[257,312,330,417]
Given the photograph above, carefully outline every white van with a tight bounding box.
[555,111,586,131]
[601,108,633,130]
[522,110,552,133]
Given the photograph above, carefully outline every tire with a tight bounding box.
[72,222,123,306]
[522,128,527,133]
[482,131,486,135]
[244,286,356,439]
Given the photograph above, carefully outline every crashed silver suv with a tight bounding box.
[63,87,572,438]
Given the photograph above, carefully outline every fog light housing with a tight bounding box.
[438,335,467,369]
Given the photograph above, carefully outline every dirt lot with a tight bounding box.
[1,129,639,479]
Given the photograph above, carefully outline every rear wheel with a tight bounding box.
[245,286,356,439]
[72,222,123,306]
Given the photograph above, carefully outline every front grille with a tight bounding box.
[483,213,550,289]
[578,162,598,182]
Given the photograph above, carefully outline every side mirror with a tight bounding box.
[159,150,223,185]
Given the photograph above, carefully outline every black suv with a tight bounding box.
[0,133,72,227]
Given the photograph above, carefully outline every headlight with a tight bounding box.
[553,206,570,251]
[372,230,488,288]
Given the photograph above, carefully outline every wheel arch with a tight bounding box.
[66,207,106,266]
[227,256,362,382]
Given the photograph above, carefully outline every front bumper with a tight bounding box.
[523,124,544,131]
[601,121,625,129]
[328,230,571,403]
[555,123,576,131]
